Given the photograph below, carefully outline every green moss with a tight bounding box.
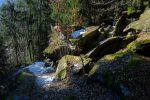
[56,55,91,79]
[127,7,137,15]
[127,41,140,52]
[125,9,150,31]
[43,32,66,54]
[57,68,67,79]
[104,50,128,61]
[89,61,100,76]
[127,39,150,52]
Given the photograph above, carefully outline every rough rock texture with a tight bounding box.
[44,33,72,61]
[124,9,150,32]
[89,50,150,100]
[70,26,100,53]
[127,33,150,57]
[56,55,92,79]
[86,37,124,61]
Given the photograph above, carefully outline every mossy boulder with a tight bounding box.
[56,55,92,79]
[86,37,124,61]
[127,33,150,57]
[89,50,150,99]
[124,8,150,32]
[44,33,72,61]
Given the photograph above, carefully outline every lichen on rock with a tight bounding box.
[56,55,92,80]
[124,8,150,32]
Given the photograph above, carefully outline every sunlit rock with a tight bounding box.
[124,9,150,32]
[56,55,92,79]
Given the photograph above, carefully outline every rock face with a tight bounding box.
[89,50,150,99]
[127,33,150,57]
[86,37,124,61]
[124,9,150,32]
[44,33,72,61]
[55,55,92,79]
[70,26,100,53]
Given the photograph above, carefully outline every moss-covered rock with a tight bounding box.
[86,37,124,61]
[127,33,150,57]
[124,8,150,32]
[56,55,92,79]
[44,33,72,61]
[89,50,150,99]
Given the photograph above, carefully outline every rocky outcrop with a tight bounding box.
[55,55,92,79]
[44,33,72,61]
[70,26,100,53]
[86,37,124,61]
[124,9,150,32]
[127,33,150,57]
[89,50,150,99]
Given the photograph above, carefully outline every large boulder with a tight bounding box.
[44,33,72,61]
[124,9,150,32]
[127,33,150,57]
[89,50,150,99]
[55,55,92,80]
[86,37,124,61]
[70,26,100,53]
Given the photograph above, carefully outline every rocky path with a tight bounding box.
[5,62,118,100]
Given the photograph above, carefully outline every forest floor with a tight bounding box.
[32,74,117,100]
[5,62,117,100]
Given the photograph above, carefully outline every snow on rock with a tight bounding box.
[71,29,86,38]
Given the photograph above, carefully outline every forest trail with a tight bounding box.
[6,62,118,100]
